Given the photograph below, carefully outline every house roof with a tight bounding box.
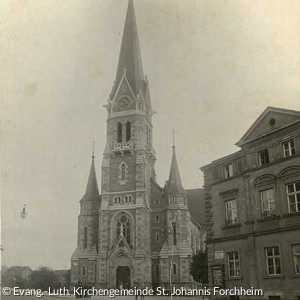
[186,188,205,226]
[236,106,300,147]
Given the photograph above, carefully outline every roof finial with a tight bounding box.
[172,126,176,150]
[92,138,96,160]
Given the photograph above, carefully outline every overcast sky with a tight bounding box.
[1,0,300,270]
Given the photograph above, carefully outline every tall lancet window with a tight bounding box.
[117,122,122,142]
[126,121,131,141]
[121,164,126,181]
[172,221,177,245]
[83,227,88,249]
[146,126,149,144]
[148,128,151,145]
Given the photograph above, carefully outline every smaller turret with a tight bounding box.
[164,133,187,202]
[71,151,100,285]
[80,152,99,204]
[164,145,186,196]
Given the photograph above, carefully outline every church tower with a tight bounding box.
[158,142,193,288]
[98,0,156,288]
[71,153,100,285]
[71,0,203,289]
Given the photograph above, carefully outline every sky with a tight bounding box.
[1,0,300,270]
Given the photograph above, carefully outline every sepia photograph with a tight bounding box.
[1,0,300,299]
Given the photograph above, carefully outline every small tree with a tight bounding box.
[190,250,208,284]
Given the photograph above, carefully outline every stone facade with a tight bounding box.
[71,0,205,289]
[201,107,300,299]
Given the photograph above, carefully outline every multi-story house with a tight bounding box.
[201,107,300,299]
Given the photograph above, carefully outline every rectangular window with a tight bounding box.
[225,199,238,226]
[155,215,160,223]
[224,163,233,179]
[292,244,300,274]
[227,251,240,277]
[286,181,300,213]
[283,140,296,158]
[265,246,281,275]
[259,149,270,166]
[260,188,275,217]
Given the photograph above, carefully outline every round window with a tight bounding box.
[269,118,275,126]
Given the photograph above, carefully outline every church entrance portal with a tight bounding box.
[116,266,130,289]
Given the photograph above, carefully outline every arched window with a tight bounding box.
[156,233,160,241]
[173,263,177,275]
[126,121,131,142]
[172,221,177,245]
[117,122,122,142]
[82,265,86,276]
[83,227,88,249]
[125,195,132,204]
[121,164,126,181]
[117,215,131,245]
[148,128,151,144]
[114,196,121,205]
[145,104,148,116]
[146,126,149,144]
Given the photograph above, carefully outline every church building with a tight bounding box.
[71,0,205,289]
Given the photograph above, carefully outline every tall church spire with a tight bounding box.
[165,142,186,195]
[112,0,144,98]
[81,154,99,202]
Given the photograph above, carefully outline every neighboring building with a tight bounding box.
[201,107,300,299]
[71,0,205,289]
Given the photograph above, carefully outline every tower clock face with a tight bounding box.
[119,97,130,109]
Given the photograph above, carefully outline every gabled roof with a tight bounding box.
[112,0,144,99]
[164,146,186,195]
[236,106,300,147]
[80,157,99,202]
[186,188,205,226]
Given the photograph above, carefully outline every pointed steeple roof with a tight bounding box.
[80,155,99,202]
[112,0,144,98]
[164,142,186,196]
